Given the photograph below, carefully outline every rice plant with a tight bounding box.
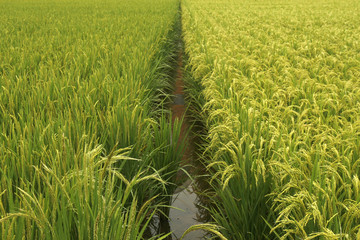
[181,0,360,238]
[0,0,186,238]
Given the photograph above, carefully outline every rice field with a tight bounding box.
[0,0,186,238]
[182,0,360,239]
[1,0,360,239]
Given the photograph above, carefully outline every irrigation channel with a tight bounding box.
[146,45,210,240]
[158,12,211,239]
[168,48,208,240]
[142,5,212,238]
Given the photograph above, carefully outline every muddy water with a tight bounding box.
[169,52,208,240]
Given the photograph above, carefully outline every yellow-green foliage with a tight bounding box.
[182,0,360,238]
[0,0,182,238]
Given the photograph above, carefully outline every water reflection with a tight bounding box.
[144,165,213,239]
[170,182,210,239]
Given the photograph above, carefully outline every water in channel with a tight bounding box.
[168,50,209,240]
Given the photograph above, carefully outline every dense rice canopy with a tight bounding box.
[0,0,181,239]
[182,0,360,238]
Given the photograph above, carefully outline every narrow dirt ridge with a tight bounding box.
[171,52,186,140]
[171,52,192,178]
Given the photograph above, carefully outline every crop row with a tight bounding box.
[182,0,360,239]
[0,0,183,239]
